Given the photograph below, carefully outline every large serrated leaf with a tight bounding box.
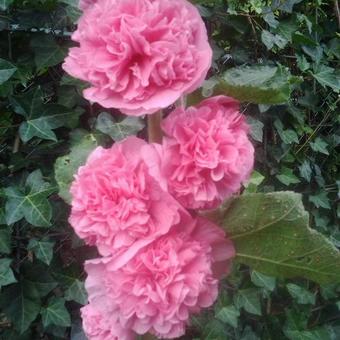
[215,192,340,284]
[54,132,98,204]
[217,65,298,104]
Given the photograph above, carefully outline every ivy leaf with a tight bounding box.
[287,284,316,305]
[218,65,297,104]
[0,258,17,288]
[244,171,265,194]
[4,170,56,227]
[247,117,264,142]
[234,289,262,316]
[310,137,329,155]
[0,0,14,11]
[0,284,40,334]
[0,58,17,85]
[31,35,67,71]
[276,167,301,186]
[299,160,312,182]
[261,30,288,50]
[312,65,340,92]
[54,132,98,204]
[274,119,299,144]
[64,279,88,305]
[216,192,340,284]
[41,297,71,328]
[96,112,145,141]
[216,305,240,327]
[309,192,331,210]
[28,239,55,265]
[11,87,77,142]
[251,271,276,291]
[0,228,11,254]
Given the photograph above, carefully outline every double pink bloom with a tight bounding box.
[65,0,254,339]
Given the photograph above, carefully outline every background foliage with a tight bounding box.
[0,0,339,339]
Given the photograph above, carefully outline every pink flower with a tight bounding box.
[82,304,134,340]
[84,215,235,339]
[63,0,212,116]
[161,96,255,210]
[69,136,183,263]
[79,0,96,10]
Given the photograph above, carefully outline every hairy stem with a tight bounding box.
[148,111,163,143]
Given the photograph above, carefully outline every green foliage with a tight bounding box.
[0,0,339,339]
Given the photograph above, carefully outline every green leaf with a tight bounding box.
[0,0,14,11]
[299,160,312,182]
[234,289,262,316]
[312,65,340,92]
[244,171,265,194]
[276,167,301,186]
[0,258,16,288]
[296,54,310,72]
[309,192,331,210]
[31,34,67,71]
[310,137,329,155]
[96,112,145,141]
[54,132,98,203]
[0,284,40,334]
[41,297,71,328]
[216,192,340,284]
[64,279,87,305]
[218,65,297,104]
[0,58,17,85]
[11,87,77,142]
[4,170,55,227]
[261,30,288,50]
[274,119,299,144]
[0,228,11,254]
[216,305,240,327]
[247,117,264,142]
[28,239,55,265]
[251,271,276,291]
[286,284,316,305]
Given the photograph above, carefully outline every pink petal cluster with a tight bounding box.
[84,215,234,339]
[79,0,96,10]
[81,304,134,340]
[69,137,182,261]
[64,0,212,116]
[161,96,255,210]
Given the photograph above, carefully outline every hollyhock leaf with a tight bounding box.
[95,112,145,141]
[41,297,71,328]
[54,132,98,204]
[217,192,340,284]
[218,65,298,104]
[0,58,17,85]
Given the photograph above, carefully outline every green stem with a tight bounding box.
[148,111,163,143]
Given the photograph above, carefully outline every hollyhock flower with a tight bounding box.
[82,304,134,340]
[84,216,235,339]
[63,0,212,116]
[79,0,96,10]
[69,136,182,262]
[161,96,255,210]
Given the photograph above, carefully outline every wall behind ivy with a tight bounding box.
[0,0,339,339]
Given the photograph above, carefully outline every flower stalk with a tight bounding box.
[148,111,163,143]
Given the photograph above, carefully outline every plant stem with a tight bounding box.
[148,111,163,143]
